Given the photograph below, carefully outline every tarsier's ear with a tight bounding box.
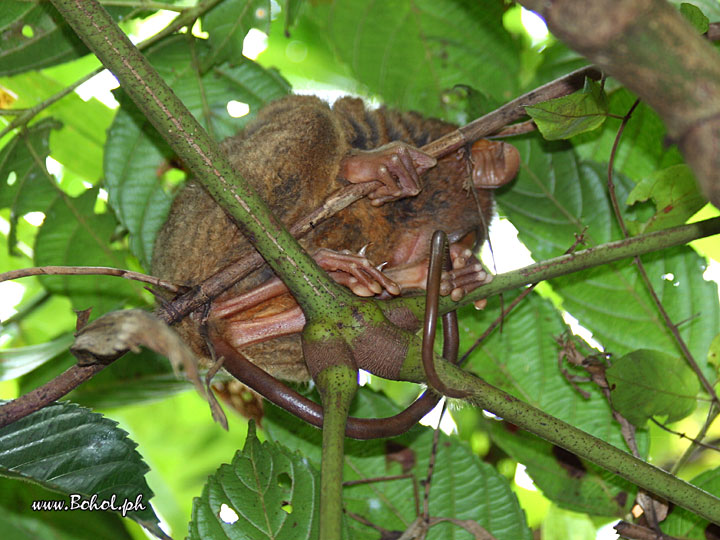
[470,139,520,189]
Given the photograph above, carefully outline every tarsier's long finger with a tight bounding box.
[327,271,376,296]
[441,265,491,301]
[315,248,400,296]
[368,166,403,206]
[439,245,493,302]
[354,265,401,296]
[407,146,437,175]
[387,145,421,196]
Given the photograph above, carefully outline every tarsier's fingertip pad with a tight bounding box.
[474,299,488,310]
[450,289,464,301]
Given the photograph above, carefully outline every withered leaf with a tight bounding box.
[71,309,227,429]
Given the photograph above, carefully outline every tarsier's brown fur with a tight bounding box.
[152,95,513,382]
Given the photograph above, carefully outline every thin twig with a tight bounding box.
[0,364,107,427]
[0,265,184,293]
[708,22,720,41]
[651,417,720,454]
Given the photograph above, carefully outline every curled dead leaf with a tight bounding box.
[71,309,227,429]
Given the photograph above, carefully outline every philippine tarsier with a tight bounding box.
[152,95,519,387]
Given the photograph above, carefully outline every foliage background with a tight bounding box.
[1,0,720,539]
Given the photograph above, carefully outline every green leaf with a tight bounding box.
[572,88,684,181]
[605,349,700,426]
[670,0,720,21]
[0,476,133,540]
[626,164,707,233]
[282,0,306,34]
[202,0,271,65]
[557,244,718,375]
[661,467,720,539]
[0,118,63,255]
[302,0,520,117]
[680,2,710,34]
[0,70,113,182]
[497,138,629,262]
[0,401,165,537]
[104,36,290,268]
[33,189,144,314]
[488,422,635,517]
[263,387,532,540]
[0,332,73,381]
[188,421,320,540]
[112,391,251,538]
[0,1,129,76]
[526,78,608,140]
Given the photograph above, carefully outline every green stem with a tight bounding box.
[315,364,357,539]
[47,0,352,320]
[435,360,720,525]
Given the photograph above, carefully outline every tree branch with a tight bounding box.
[0,266,183,293]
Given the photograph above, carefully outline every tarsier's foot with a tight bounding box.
[340,141,437,206]
[442,245,492,307]
[314,247,401,297]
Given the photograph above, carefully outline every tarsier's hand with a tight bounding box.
[441,245,492,308]
[340,142,437,206]
[314,247,401,297]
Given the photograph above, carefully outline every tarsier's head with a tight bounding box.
[470,139,520,190]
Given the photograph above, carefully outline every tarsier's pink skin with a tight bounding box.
[153,96,519,381]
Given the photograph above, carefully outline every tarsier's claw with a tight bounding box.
[357,243,371,257]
